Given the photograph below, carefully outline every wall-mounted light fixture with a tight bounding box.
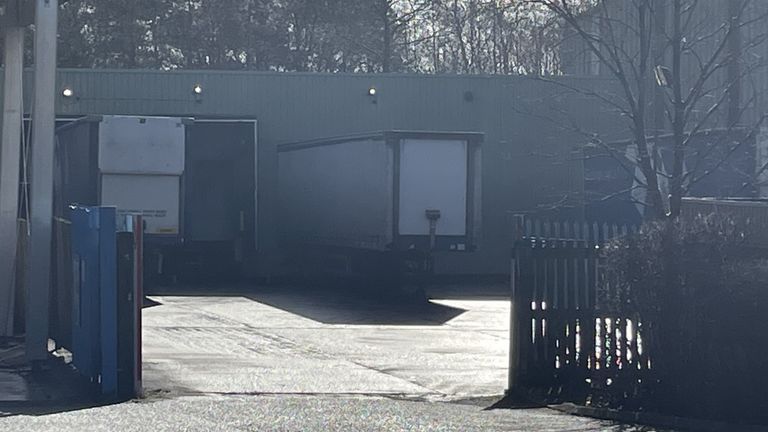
[62,86,74,98]
[367,86,378,104]
[192,83,203,103]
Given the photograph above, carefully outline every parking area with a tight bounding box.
[142,287,510,400]
[2,287,668,431]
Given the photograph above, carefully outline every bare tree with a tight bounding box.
[53,0,569,75]
[529,0,768,408]
[532,0,768,220]
[373,0,433,72]
[423,0,560,74]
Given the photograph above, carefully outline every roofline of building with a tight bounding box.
[18,67,614,83]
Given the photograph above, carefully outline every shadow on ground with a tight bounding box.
[147,283,469,326]
[142,297,162,308]
[478,396,667,432]
[483,394,677,432]
[482,393,547,411]
[424,277,510,301]
[248,291,467,325]
[0,341,115,418]
[0,398,120,418]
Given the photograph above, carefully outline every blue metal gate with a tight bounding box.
[70,206,142,399]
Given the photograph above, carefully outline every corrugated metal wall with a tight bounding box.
[5,69,615,274]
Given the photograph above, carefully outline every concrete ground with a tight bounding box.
[1,286,672,431]
[142,289,509,399]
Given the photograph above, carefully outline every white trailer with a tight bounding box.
[278,131,482,292]
[97,115,186,236]
[55,115,259,284]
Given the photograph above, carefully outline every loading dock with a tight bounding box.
[54,115,259,286]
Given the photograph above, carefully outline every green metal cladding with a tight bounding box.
[5,69,614,274]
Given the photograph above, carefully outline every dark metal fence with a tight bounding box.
[509,217,649,403]
[510,214,768,425]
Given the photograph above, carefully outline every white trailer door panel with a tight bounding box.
[98,116,185,175]
[101,174,180,235]
[398,139,467,236]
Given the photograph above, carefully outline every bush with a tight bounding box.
[601,214,768,423]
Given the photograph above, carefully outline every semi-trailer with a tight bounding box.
[54,115,258,285]
[278,130,482,297]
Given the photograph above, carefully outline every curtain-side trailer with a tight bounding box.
[278,131,482,296]
[54,115,258,285]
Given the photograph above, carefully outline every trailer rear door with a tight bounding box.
[398,139,468,236]
[101,174,180,235]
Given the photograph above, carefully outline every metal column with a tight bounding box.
[26,0,59,361]
[0,27,24,337]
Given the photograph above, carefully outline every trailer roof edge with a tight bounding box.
[278,130,484,152]
[54,114,103,133]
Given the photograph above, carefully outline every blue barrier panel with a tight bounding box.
[70,206,118,397]
[70,206,102,384]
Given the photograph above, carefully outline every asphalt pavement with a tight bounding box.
[0,393,665,432]
[0,286,672,431]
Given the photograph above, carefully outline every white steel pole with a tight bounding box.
[26,0,58,361]
[0,27,25,337]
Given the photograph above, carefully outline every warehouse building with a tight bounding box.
[5,69,615,276]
